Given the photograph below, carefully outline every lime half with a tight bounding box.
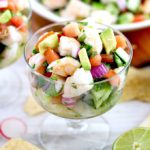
[113,127,150,150]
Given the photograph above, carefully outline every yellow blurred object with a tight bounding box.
[0,139,41,150]
[140,116,150,128]
[24,96,45,116]
[120,67,150,102]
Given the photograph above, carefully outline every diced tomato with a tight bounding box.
[133,15,145,23]
[104,69,120,87]
[90,55,101,67]
[35,31,54,50]
[101,54,114,63]
[36,66,46,75]
[11,16,24,27]
[115,35,127,49]
[45,72,52,78]
[44,48,60,64]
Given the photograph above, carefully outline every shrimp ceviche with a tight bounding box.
[27,22,131,119]
[40,0,150,24]
[0,0,30,68]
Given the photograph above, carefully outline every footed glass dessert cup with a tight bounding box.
[0,0,32,107]
[25,22,132,150]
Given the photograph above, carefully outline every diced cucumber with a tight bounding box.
[114,53,124,67]
[115,48,129,63]
[118,12,134,24]
[82,92,95,107]
[105,3,119,16]
[100,28,117,54]
[92,82,112,109]
[37,77,47,87]
[45,83,59,97]
[0,10,12,24]
[79,48,91,70]
[127,0,141,12]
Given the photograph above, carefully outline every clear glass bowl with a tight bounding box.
[0,0,32,107]
[25,23,132,119]
[0,0,32,68]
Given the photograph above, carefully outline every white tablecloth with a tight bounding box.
[0,58,150,149]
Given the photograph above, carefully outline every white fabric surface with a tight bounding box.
[0,58,150,149]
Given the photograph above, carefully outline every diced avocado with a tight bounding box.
[115,47,129,63]
[0,10,12,24]
[92,82,112,109]
[114,54,124,67]
[100,28,117,54]
[127,0,141,12]
[118,12,134,24]
[79,48,91,70]
[38,34,58,54]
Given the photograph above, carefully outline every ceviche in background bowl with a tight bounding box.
[0,0,31,107]
[31,0,150,31]
[0,0,31,68]
[25,21,132,149]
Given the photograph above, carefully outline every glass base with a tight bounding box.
[39,115,110,150]
[0,68,22,107]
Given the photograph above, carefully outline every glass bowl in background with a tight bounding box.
[25,22,132,150]
[0,0,32,107]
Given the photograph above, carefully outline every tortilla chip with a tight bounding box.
[0,139,41,150]
[120,67,150,102]
[24,96,45,116]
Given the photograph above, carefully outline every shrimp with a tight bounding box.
[58,36,80,58]
[47,57,80,77]
[62,22,80,38]
[63,68,94,98]
[60,0,91,19]
[29,53,46,70]
[43,0,67,10]
[83,27,103,54]
[1,26,22,46]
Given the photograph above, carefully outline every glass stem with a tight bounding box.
[66,120,88,132]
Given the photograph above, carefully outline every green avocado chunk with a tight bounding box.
[79,48,91,70]
[100,28,117,54]
[39,34,58,54]
[0,10,12,24]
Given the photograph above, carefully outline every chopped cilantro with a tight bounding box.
[32,64,35,69]
[32,49,38,54]
[43,61,48,67]
[72,83,77,89]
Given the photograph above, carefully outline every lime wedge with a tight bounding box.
[113,127,150,150]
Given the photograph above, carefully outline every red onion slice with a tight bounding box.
[62,97,76,108]
[0,117,27,140]
[117,0,126,11]
[91,64,108,79]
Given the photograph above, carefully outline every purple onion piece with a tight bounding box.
[62,97,76,108]
[117,0,126,11]
[91,64,108,79]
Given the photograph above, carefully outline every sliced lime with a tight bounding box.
[113,127,150,150]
